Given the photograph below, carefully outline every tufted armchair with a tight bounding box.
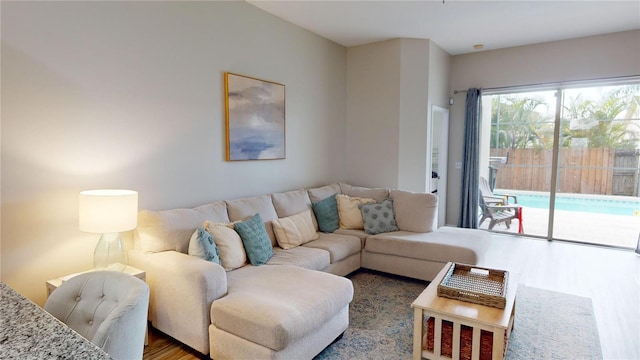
[44,271,150,360]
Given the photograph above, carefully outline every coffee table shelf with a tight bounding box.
[411,262,517,360]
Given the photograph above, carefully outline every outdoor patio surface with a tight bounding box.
[479,207,639,249]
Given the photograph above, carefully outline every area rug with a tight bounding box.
[315,270,602,360]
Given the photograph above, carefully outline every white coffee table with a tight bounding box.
[411,262,517,360]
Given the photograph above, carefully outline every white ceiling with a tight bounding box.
[247,0,640,55]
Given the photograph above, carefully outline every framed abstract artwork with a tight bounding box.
[224,72,286,161]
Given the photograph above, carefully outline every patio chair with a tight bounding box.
[479,176,518,205]
[479,195,523,233]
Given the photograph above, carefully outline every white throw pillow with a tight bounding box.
[203,221,247,271]
[272,209,319,250]
[336,194,376,230]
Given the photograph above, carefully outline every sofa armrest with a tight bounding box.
[129,249,227,354]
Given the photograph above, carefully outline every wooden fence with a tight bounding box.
[490,148,640,196]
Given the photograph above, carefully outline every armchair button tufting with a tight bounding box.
[75,296,81,302]
[88,320,93,325]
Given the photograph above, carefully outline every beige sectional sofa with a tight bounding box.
[129,183,490,359]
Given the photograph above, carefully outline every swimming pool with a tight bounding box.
[497,191,640,217]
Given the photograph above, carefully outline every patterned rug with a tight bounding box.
[315,270,602,360]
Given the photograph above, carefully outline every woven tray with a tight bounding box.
[437,263,508,309]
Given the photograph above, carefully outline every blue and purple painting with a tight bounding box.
[225,73,285,161]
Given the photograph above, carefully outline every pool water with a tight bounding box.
[499,192,640,217]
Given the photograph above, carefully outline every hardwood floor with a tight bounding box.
[143,234,640,360]
[143,326,207,360]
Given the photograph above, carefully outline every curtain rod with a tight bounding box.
[452,74,640,95]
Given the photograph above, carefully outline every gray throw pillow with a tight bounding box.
[360,199,399,235]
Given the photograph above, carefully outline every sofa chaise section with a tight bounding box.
[209,265,353,360]
[362,227,491,281]
[360,189,490,281]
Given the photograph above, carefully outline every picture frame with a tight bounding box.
[224,72,286,161]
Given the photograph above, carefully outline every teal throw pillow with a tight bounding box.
[311,194,339,233]
[234,213,273,265]
[188,227,221,265]
[360,199,399,235]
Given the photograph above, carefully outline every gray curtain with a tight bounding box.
[458,88,482,228]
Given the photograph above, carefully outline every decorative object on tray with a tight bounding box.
[437,262,509,309]
[224,72,285,161]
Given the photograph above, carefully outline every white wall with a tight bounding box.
[447,30,640,226]
[345,40,402,188]
[397,39,430,192]
[346,38,450,192]
[1,1,347,305]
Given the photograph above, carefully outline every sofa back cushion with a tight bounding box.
[306,183,341,203]
[340,183,389,203]
[271,189,317,230]
[390,190,437,233]
[136,201,229,253]
[226,195,279,246]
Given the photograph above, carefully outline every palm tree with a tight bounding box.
[561,86,640,150]
[491,95,553,149]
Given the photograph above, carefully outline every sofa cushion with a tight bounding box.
[226,195,279,246]
[306,183,341,203]
[234,214,274,266]
[271,189,318,230]
[360,199,399,235]
[336,194,376,230]
[302,233,361,264]
[311,194,340,233]
[340,183,389,202]
[136,201,229,253]
[188,227,221,265]
[364,227,490,265]
[204,222,247,271]
[267,246,330,271]
[272,210,319,250]
[390,190,437,233]
[271,189,312,217]
[334,228,368,247]
[212,265,353,351]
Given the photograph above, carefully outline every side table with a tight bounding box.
[46,265,146,298]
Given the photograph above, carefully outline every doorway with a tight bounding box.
[429,105,449,228]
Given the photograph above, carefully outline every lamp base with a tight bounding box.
[94,232,128,271]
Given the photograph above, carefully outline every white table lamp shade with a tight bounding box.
[79,190,138,233]
[79,190,138,270]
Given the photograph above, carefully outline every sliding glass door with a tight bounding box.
[481,81,640,249]
[482,90,557,238]
[554,84,640,248]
